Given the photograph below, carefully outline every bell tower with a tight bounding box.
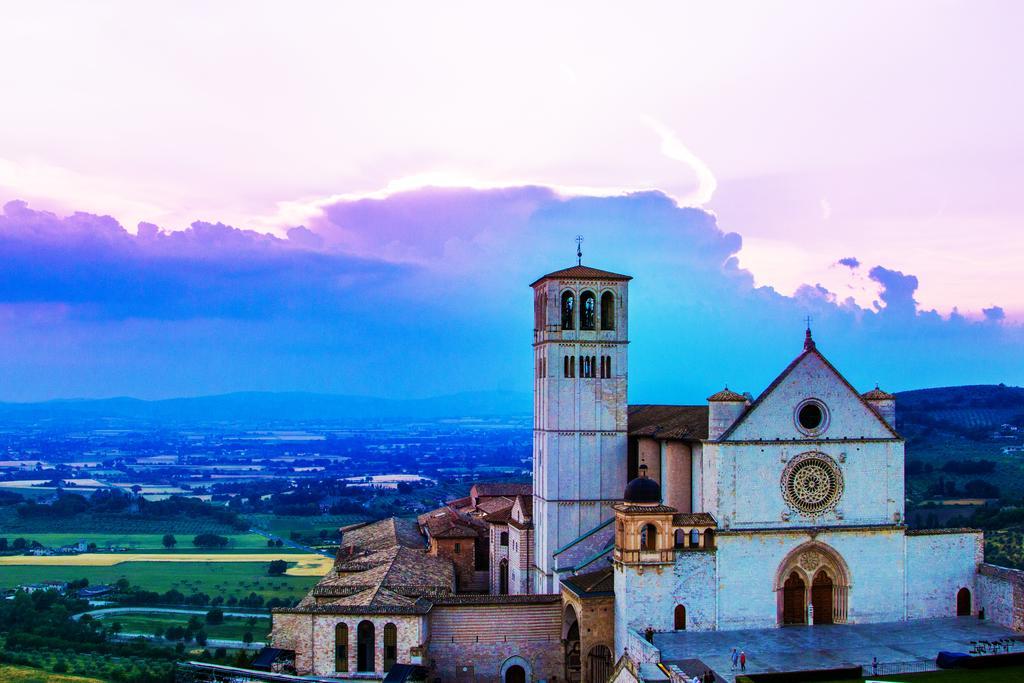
[530,258,631,593]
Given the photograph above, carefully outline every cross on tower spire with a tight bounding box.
[804,315,816,351]
[575,235,584,265]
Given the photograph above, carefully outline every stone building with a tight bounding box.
[270,260,1024,682]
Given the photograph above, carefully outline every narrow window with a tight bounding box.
[383,623,398,672]
[561,291,576,330]
[674,605,686,630]
[601,292,615,330]
[570,356,576,378]
[689,529,700,547]
[335,623,349,672]
[500,531,508,546]
[580,291,596,330]
[674,529,685,548]
[357,621,375,672]
[454,542,461,554]
[564,356,570,378]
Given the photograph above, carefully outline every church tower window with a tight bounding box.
[640,524,658,551]
[580,291,596,330]
[601,291,615,330]
[561,291,576,330]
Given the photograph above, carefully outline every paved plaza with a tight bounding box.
[654,617,1020,681]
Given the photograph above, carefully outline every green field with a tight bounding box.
[0,532,302,552]
[0,560,319,603]
[244,513,367,537]
[92,612,271,641]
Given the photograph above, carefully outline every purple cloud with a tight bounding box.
[983,305,1006,322]
[869,265,919,317]
[837,256,860,269]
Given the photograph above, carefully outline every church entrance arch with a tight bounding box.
[505,666,526,683]
[776,541,850,626]
[957,587,972,616]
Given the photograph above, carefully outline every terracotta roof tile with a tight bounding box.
[706,388,748,402]
[562,566,614,596]
[671,512,717,526]
[470,483,532,498]
[530,265,632,287]
[862,387,895,400]
[627,404,709,440]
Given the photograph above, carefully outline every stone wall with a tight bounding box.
[490,522,510,594]
[978,563,1024,631]
[613,548,716,653]
[427,601,563,682]
[435,537,482,592]
[905,530,982,618]
[562,589,615,683]
[272,611,427,678]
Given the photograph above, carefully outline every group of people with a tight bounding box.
[730,647,747,672]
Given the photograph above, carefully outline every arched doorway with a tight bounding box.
[776,541,850,626]
[505,665,526,683]
[783,572,806,625]
[356,620,375,672]
[811,570,834,624]
[957,587,972,616]
[586,645,612,683]
[565,621,581,681]
[674,604,686,630]
[499,558,509,595]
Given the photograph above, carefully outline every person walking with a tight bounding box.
[740,651,747,672]
[731,648,739,671]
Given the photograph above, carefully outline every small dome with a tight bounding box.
[707,387,747,402]
[862,386,895,400]
[623,467,661,504]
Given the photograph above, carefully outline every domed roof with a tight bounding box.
[862,386,895,400]
[623,467,661,504]
[707,387,747,402]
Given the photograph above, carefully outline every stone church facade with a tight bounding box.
[269,262,1023,682]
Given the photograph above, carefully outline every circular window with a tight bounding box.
[781,454,843,515]
[794,399,829,435]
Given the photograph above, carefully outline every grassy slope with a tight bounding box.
[0,665,105,683]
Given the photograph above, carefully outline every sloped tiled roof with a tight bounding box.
[628,404,709,440]
[562,566,614,597]
[672,512,717,526]
[418,506,485,539]
[337,517,425,557]
[471,483,532,498]
[862,386,895,400]
[706,388,748,402]
[530,264,632,287]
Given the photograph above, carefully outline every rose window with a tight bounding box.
[782,454,843,515]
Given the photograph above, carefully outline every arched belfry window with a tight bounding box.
[580,291,596,330]
[601,292,615,330]
[640,524,658,551]
[561,291,576,330]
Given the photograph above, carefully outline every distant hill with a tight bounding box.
[0,390,533,424]
[896,384,1024,432]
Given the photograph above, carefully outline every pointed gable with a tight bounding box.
[721,344,900,442]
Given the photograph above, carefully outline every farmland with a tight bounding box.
[0,664,105,682]
[0,557,329,604]
[0,532,295,552]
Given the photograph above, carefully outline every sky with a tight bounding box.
[0,1,1021,402]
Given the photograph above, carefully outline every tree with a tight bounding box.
[0,538,7,551]
[110,621,122,634]
[206,607,224,625]
[243,631,254,645]
[53,660,68,673]
[268,559,288,576]
[12,537,26,550]
[162,534,177,549]
[192,533,229,548]
[196,629,208,646]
